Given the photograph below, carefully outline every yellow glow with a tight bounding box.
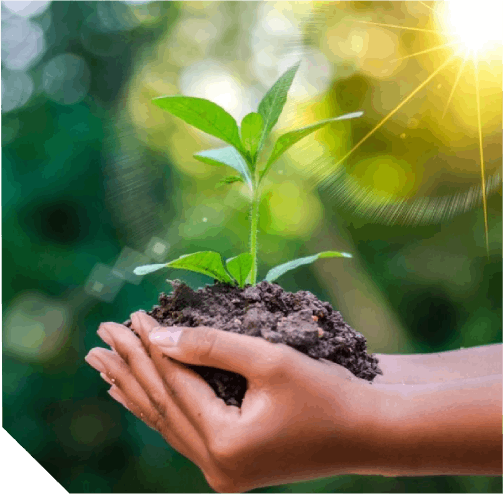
[352,156,415,200]
[267,183,323,238]
[440,1,502,56]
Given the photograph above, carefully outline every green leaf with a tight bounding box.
[264,251,352,283]
[217,175,244,188]
[134,264,167,275]
[165,251,234,284]
[260,111,364,181]
[240,112,263,164]
[256,61,301,157]
[152,95,244,153]
[194,146,252,190]
[226,253,253,288]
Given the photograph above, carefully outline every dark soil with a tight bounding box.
[124,280,382,407]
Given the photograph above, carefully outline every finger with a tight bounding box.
[131,312,234,437]
[98,321,176,421]
[149,324,287,379]
[108,385,131,410]
[130,311,179,370]
[96,323,211,463]
[107,385,162,432]
[147,325,288,434]
[86,347,161,430]
[87,347,199,462]
[108,384,153,425]
[131,312,225,405]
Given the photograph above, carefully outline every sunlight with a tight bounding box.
[297,2,502,257]
[474,57,489,254]
[320,53,458,187]
[439,0,502,57]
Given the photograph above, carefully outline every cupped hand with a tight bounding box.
[85,312,382,492]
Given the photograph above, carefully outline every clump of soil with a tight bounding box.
[125,280,382,407]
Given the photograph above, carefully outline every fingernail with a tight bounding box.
[130,312,141,330]
[97,325,113,346]
[85,352,106,373]
[100,372,114,385]
[149,327,183,347]
[108,386,130,410]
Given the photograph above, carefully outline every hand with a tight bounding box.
[85,311,382,492]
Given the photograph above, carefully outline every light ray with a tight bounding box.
[441,51,469,119]
[419,1,435,13]
[474,57,490,256]
[294,5,501,246]
[352,19,442,34]
[320,52,459,195]
[390,40,460,62]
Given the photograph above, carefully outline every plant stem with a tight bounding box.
[249,177,260,285]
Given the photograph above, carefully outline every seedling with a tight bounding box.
[134,61,363,287]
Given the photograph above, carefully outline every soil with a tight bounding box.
[124,280,382,407]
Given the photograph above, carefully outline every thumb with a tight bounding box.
[149,325,285,378]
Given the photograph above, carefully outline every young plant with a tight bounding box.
[134,61,363,287]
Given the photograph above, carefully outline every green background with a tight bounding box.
[2,2,501,493]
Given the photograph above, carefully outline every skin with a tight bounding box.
[371,347,502,477]
[85,312,502,492]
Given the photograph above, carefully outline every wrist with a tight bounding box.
[324,378,393,477]
[368,377,502,477]
[374,345,503,385]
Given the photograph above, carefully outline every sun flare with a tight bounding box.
[301,2,501,256]
[438,0,502,57]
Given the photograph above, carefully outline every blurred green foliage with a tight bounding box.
[2,1,501,493]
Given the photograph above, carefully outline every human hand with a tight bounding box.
[85,311,383,492]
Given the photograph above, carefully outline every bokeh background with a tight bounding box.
[2,1,501,493]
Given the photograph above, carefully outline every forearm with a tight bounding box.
[372,374,502,477]
[374,344,502,384]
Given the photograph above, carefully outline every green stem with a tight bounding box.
[249,177,260,285]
